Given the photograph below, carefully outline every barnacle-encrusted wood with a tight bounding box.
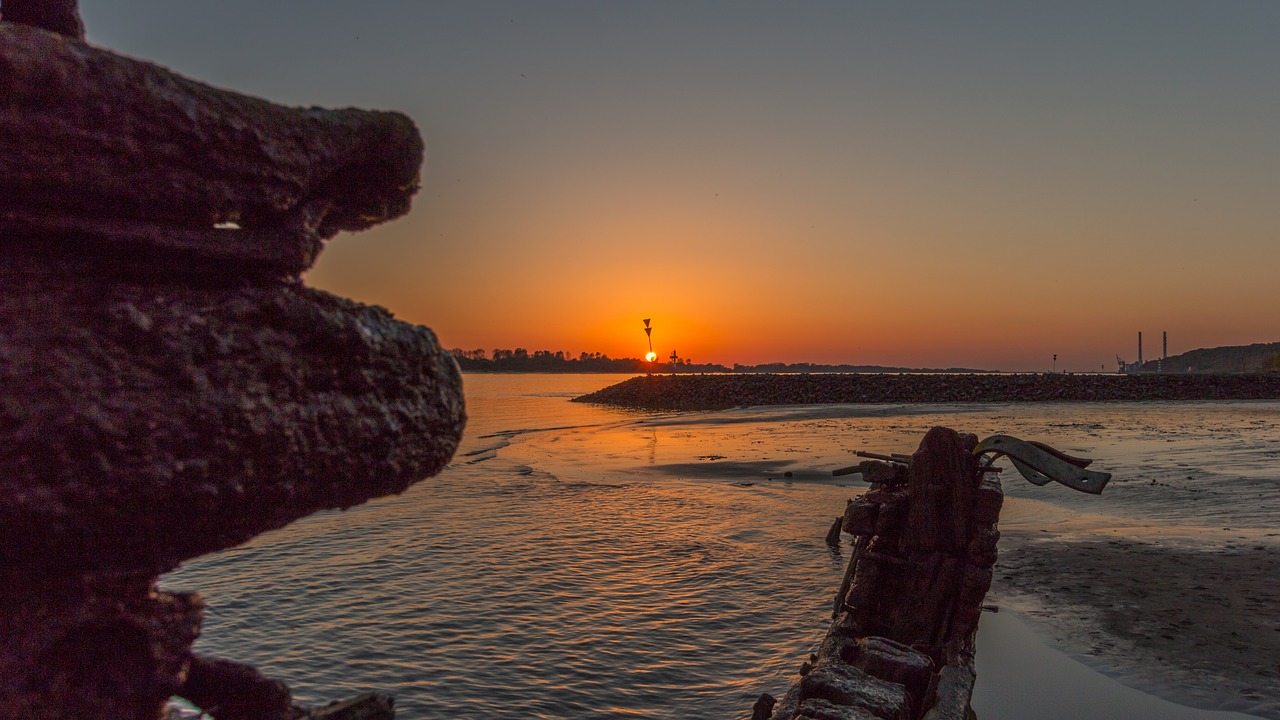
[0,21,423,277]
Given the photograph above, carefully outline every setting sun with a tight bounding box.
[645,351,657,363]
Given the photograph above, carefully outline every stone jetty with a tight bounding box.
[759,427,1002,720]
[0,3,464,718]
[575,372,1280,411]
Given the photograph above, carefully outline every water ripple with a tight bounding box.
[162,376,1279,718]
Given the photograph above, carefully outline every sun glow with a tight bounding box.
[645,351,658,362]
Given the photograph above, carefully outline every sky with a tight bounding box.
[75,1,1278,371]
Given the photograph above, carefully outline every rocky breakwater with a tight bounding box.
[575,372,1280,411]
[759,427,1002,720]
[1,5,465,719]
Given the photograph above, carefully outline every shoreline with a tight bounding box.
[972,608,1264,720]
[573,373,1280,411]
[988,531,1280,718]
[513,375,1280,716]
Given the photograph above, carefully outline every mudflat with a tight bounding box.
[992,531,1280,718]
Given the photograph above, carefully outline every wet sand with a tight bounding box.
[972,609,1262,720]
[990,531,1280,718]
[515,395,1280,716]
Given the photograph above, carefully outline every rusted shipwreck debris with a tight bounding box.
[1,3,463,719]
[756,427,1108,720]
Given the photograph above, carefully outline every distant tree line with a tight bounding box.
[449,341,1280,375]
[448,348,730,374]
[447,349,992,374]
[1136,341,1280,374]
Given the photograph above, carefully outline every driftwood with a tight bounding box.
[765,427,1003,720]
[0,22,422,277]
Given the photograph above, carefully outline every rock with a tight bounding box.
[825,516,844,546]
[751,693,778,720]
[0,23,423,278]
[0,266,465,581]
[308,691,395,720]
[0,576,203,720]
[0,6,459,718]
[0,0,85,39]
[178,656,294,720]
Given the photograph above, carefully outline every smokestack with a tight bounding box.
[1163,331,1167,360]
[1138,331,1143,367]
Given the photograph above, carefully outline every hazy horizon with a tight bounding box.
[80,1,1280,372]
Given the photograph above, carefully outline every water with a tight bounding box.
[163,374,1278,718]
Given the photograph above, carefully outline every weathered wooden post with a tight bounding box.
[762,425,1109,719]
[768,427,1001,719]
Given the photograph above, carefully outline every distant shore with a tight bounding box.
[573,372,1280,410]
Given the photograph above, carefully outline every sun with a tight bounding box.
[645,351,658,362]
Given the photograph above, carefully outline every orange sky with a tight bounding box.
[89,2,1280,371]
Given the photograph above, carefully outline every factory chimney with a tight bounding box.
[1163,332,1167,360]
[1138,331,1143,368]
